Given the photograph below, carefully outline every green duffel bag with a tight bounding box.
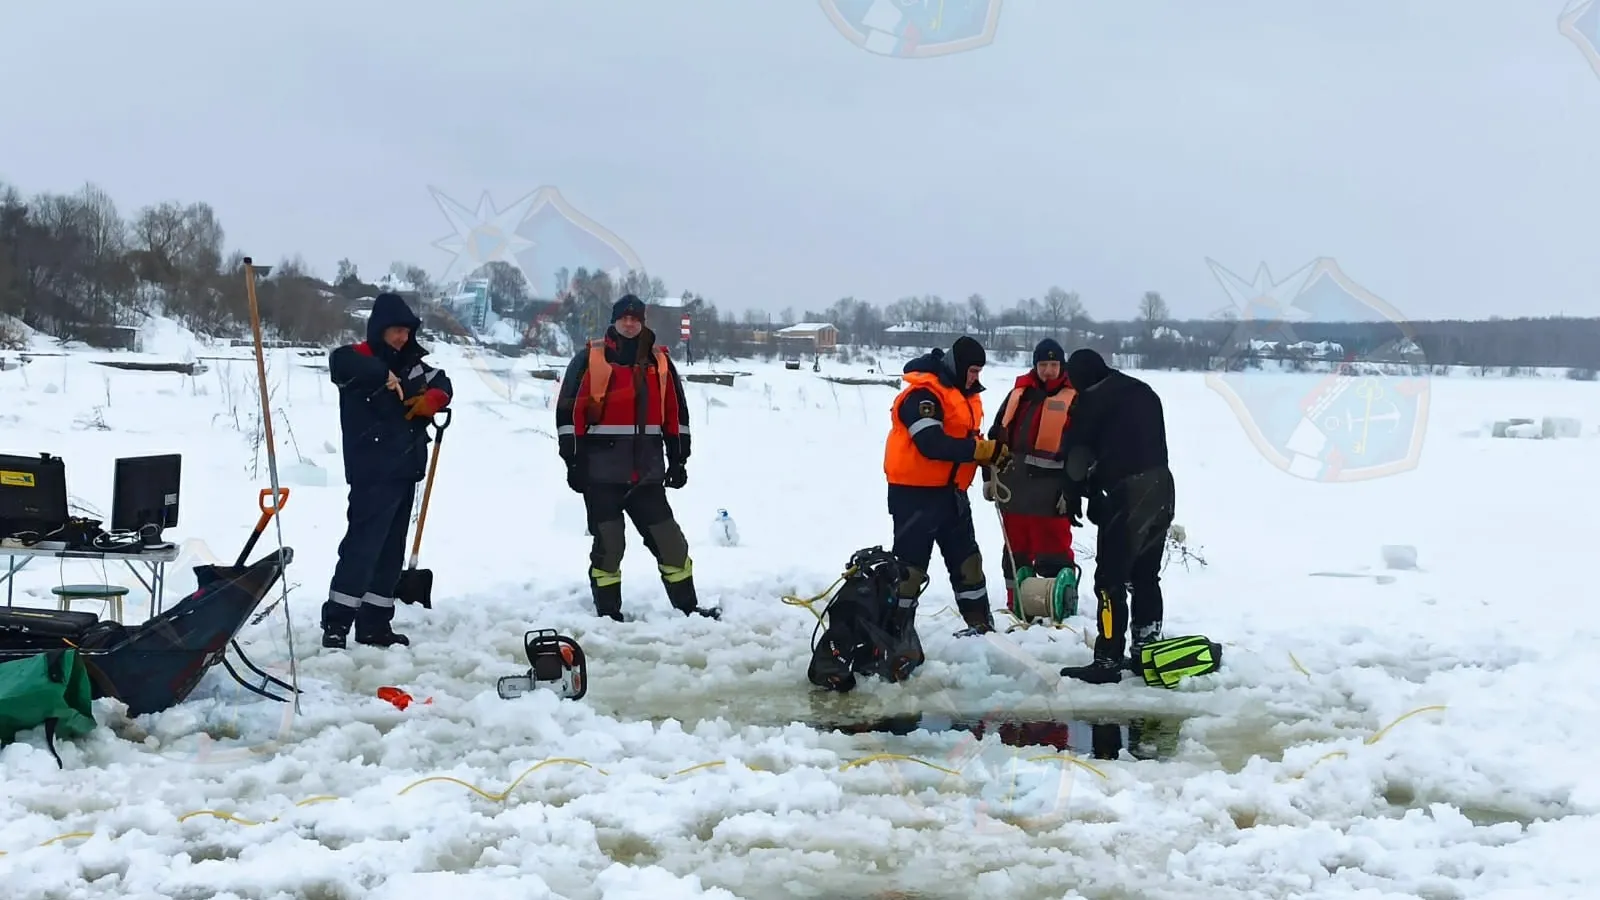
[0,649,97,767]
[1138,635,1223,689]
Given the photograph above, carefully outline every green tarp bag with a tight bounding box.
[1139,635,1223,689]
[0,649,97,767]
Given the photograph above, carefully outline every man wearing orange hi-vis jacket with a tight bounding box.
[883,336,1012,639]
[555,295,719,622]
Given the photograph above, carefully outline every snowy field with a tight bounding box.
[1,326,1598,900]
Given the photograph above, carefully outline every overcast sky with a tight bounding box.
[4,0,1600,321]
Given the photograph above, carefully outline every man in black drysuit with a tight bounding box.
[321,292,453,649]
[1056,348,1176,684]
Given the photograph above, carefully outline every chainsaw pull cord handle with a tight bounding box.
[407,408,451,565]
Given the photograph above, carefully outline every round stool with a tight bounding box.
[52,583,130,623]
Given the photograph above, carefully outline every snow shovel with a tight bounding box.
[396,408,450,609]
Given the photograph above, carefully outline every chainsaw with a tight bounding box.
[496,629,588,701]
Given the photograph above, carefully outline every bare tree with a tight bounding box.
[1138,290,1169,340]
[1042,286,1073,335]
[966,293,990,339]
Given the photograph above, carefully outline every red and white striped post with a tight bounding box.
[680,314,693,365]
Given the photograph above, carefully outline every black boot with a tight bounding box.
[321,600,357,649]
[664,574,720,619]
[592,580,623,621]
[952,597,995,637]
[1127,621,1164,673]
[354,601,410,647]
[1060,655,1124,684]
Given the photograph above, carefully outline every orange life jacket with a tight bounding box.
[884,372,984,490]
[997,380,1076,469]
[577,340,675,437]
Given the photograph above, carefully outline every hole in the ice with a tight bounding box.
[813,712,1188,761]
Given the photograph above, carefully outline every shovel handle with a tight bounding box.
[236,487,290,568]
[432,408,452,432]
[255,487,289,529]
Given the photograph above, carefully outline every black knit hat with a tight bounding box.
[1033,338,1065,365]
[611,294,646,323]
[951,335,986,373]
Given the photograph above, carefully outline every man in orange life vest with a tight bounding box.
[884,336,1011,637]
[981,338,1080,608]
[555,295,717,621]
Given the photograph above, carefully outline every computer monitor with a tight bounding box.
[111,454,181,540]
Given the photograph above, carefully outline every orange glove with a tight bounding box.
[403,388,448,421]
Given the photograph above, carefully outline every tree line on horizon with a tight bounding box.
[1,180,1597,375]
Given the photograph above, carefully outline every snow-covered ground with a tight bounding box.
[1,330,1598,900]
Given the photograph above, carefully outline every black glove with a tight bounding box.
[1086,491,1108,526]
[565,460,585,494]
[664,462,687,490]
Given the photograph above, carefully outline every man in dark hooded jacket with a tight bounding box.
[883,336,1009,638]
[321,292,453,649]
[556,294,715,621]
[1055,348,1175,684]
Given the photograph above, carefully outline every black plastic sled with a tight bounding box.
[0,548,294,717]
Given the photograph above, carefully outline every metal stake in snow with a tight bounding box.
[242,257,301,715]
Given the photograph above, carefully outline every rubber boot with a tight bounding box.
[664,575,720,619]
[354,601,409,647]
[591,580,623,621]
[1062,633,1126,683]
[1127,621,1164,674]
[1060,655,1123,684]
[321,600,357,650]
[954,597,995,637]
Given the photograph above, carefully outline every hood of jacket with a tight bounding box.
[903,347,984,395]
[1064,348,1112,390]
[367,293,425,363]
[602,324,658,367]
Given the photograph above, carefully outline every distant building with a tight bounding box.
[882,323,965,349]
[776,322,838,355]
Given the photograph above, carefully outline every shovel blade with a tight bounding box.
[395,567,433,609]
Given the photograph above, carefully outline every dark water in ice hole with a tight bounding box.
[817,711,1187,761]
